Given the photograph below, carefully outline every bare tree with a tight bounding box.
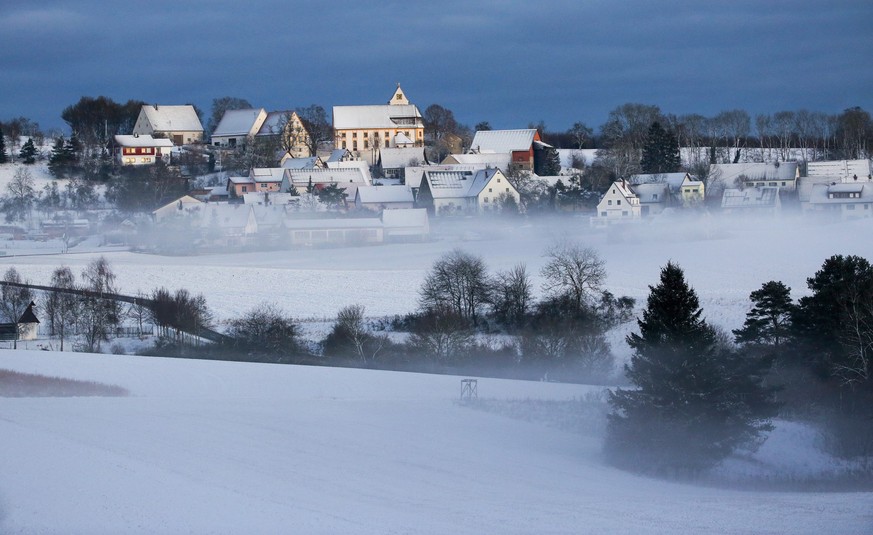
[2,167,36,223]
[295,105,332,154]
[79,257,121,352]
[491,263,533,328]
[323,304,387,364]
[540,243,606,313]
[44,266,78,351]
[419,249,491,325]
[0,267,33,323]
[407,308,473,368]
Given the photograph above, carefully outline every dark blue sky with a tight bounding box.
[2,1,871,133]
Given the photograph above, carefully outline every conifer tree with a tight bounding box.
[733,281,794,349]
[19,138,38,164]
[606,262,778,475]
[640,121,680,174]
[0,127,8,164]
[48,137,67,178]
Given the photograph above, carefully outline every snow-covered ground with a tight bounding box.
[1,350,871,534]
[1,214,873,532]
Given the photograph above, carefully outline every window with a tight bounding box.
[601,211,607,216]
[364,140,369,149]
[385,131,389,138]
[505,188,509,192]
[608,200,612,205]
[497,178,501,183]
[364,132,368,137]
[341,133,346,138]
[488,188,492,193]
[342,141,346,149]
[617,200,622,205]
[653,194,658,200]
[781,182,786,186]
[847,204,856,210]
[353,141,358,151]
[242,186,248,192]
[352,132,357,138]
[483,198,489,203]
[385,139,389,148]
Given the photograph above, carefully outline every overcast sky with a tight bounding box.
[1,1,871,133]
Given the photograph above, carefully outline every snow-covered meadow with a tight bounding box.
[2,213,873,533]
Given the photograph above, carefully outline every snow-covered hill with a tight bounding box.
[1,350,871,534]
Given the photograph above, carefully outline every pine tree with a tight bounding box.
[19,138,38,164]
[606,262,778,475]
[733,281,794,349]
[640,122,680,174]
[535,146,561,176]
[48,137,67,178]
[0,127,8,164]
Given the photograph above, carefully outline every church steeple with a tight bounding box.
[389,83,409,106]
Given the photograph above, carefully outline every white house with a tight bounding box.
[806,159,872,182]
[379,147,428,178]
[132,104,204,145]
[593,180,641,225]
[152,195,203,223]
[333,85,424,164]
[256,110,312,159]
[708,162,798,191]
[806,183,873,219]
[211,108,267,147]
[416,168,520,216]
[114,134,174,166]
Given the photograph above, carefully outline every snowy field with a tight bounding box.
[1,350,872,534]
[1,214,873,532]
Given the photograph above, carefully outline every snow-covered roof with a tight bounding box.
[379,147,427,169]
[356,185,414,204]
[114,134,173,148]
[284,217,382,230]
[808,183,873,204]
[285,168,368,185]
[250,168,285,183]
[326,149,353,162]
[467,169,509,197]
[470,129,537,153]
[333,105,423,130]
[324,161,372,183]
[421,169,508,200]
[709,162,797,186]
[228,176,254,185]
[721,187,780,209]
[806,159,872,180]
[242,192,297,205]
[393,132,415,145]
[442,153,512,170]
[212,109,266,137]
[628,172,691,188]
[281,157,320,170]
[256,110,304,137]
[632,183,669,204]
[139,105,203,133]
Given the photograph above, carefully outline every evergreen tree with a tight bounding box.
[733,281,794,349]
[606,262,778,475]
[19,138,38,164]
[48,137,68,178]
[0,127,8,164]
[535,145,561,176]
[640,121,680,174]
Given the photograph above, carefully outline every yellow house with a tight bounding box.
[333,85,424,164]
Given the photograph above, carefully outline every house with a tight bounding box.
[708,162,799,191]
[632,183,670,216]
[280,156,323,170]
[211,108,267,148]
[721,187,781,215]
[593,180,641,225]
[256,110,312,158]
[114,134,174,166]
[806,159,872,182]
[226,168,286,198]
[378,147,428,179]
[325,148,354,163]
[806,183,873,220]
[354,186,415,211]
[416,168,519,216]
[282,167,370,195]
[382,208,430,241]
[132,104,204,145]
[0,301,40,342]
[628,172,704,207]
[333,84,424,164]
[152,195,204,223]
[468,129,549,171]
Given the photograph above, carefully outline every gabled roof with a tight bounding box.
[18,302,39,324]
[466,169,509,197]
[139,105,203,132]
[808,183,873,204]
[421,169,508,200]
[333,105,423,130]
[721,187,780,209]
[281,157,321,170]
[256,110,305,137]
[442,153,512,170]
[709,162,798,185]
[213,108,266,137]
[632,183,669,203]
[250,168,285,183]
[284,167,368,185]
[806,159,872,180]
[114,134,174,148]
[470,129,537,153]
[356,185,414,204]
[326,149,353,162]
[379,147,427,169]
